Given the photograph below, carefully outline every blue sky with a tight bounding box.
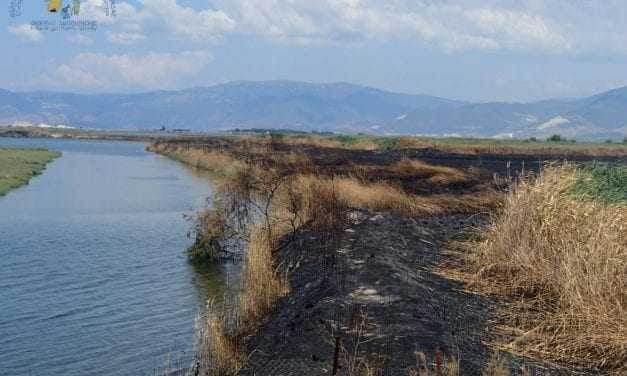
[3,0,627,102]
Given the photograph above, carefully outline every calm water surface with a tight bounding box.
[0,138,229,375]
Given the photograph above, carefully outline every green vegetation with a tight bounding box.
[0,148,61,196]
[547,134,564,142]
[329,134,362,145]
[570,162,627,204]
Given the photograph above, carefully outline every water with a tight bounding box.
[0,138,228,375]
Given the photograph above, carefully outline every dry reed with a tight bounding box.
[237,225,290,331]
[470,164,627,373]
[194,300,245,375]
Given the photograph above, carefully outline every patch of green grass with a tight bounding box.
[0,148,61,196]
[570,162,627,204]
[330,134,364,146]
[371,136,401,150]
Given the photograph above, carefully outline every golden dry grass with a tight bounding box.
[468,164,627,373]
[237,225,290,331]
[294,174,499,217]
[194,300,245,375]
[387,159,473,185]
[147,143,245,176]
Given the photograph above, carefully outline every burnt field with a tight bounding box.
[152,136,625,195]
[148,136,626,376]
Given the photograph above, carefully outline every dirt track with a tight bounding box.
[240,209,592,375]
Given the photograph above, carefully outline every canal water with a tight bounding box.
[0,138,228,375]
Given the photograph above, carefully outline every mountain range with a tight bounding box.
[1,81,626,140]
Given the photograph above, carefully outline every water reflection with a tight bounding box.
[0,138,228,376]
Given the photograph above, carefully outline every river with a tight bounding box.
[0,138,228,375]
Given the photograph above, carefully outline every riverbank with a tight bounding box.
[0,148,61,196]
[0,125,209,142]
[149,136,625,375]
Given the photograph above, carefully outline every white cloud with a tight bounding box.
[67,34,94,46]
[138,0,236,42]
[209,0,607,54]
[8,24,43,42]
[37,51,213,91]
[106,31,146,45]
[42,0,627,57]
[83,0,235,44]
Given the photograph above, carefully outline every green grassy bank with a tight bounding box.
[0,148,61,196]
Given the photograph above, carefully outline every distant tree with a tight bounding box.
[605,139,614,144]
[528,137,537,142]
[623,137,627,144]
[547,134,563,142]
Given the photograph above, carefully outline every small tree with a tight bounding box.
[547,134,563,142]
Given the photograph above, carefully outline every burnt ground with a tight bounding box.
[230,146,619,375]
[240,210,591,376]
[157,138,627,198]
[151,139,623,375]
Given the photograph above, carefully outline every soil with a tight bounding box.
[238,209,594,376]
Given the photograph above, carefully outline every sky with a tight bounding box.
[3,0,627,102]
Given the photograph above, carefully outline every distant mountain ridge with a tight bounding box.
[1,81,626,140]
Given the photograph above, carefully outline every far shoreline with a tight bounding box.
[0,147,62,196]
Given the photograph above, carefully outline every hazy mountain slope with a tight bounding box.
[0,81,626,139]
[0,81,461,132]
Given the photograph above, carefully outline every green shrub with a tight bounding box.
[372,137,400,150]
[331,134,362,146]
[547,134,563,142]
[570,162,627,204]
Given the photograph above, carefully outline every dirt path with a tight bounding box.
[239,210,586,375]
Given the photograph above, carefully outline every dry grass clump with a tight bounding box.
[237,226,290,330]
[294,175,499,217]
[394,136,432,149]
[283,135,346,149]
[470,164,627,373]
[194,300,245,375]
[298,176,349,233]
[389,159,472,185]
[148,143,245,177]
